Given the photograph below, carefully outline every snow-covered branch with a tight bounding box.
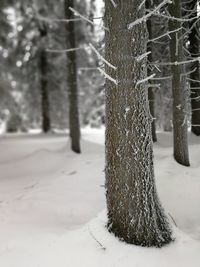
[138,0,146,11]
[136,51,151,62]
[151,75,172,80]
[136,74,156,86]
[36,14,81,23]
[110,0,117,8]
[152,57,200,66]
[148,27,182,42]
[128,0,171,29]
[46,47,83,53]
[150,11,199,22]
[98,68,118,85]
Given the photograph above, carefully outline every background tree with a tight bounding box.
[186,0,200,136]
[168,0,190,166]
[64,0,81,153]
[105,0,172,247]
[146,0,157,142]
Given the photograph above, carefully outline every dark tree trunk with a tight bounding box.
[187,1,200,135]
[168,0,190,166]
[105,0,172,247]
[39,25,51,133]
[64,0,81,153]
[148,87,157,142]
[146,0,157,142]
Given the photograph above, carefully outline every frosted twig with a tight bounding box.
[78,67,99,71]
[150,11,199,22]
[192,108,200,111]
[128,0,171,29]
[187,78,200,83]
[151,57,200,66]
[98,68,118,85]
[89,43,117,70]
[69,7,109,31]
[151,75,172,80]
[181,115,187,126]
[109,0,117,8]
[36,14,103,23]
[136,51,151,62]
[148,27,182,42]
[36,14,81,23]
[181,68,197,77]
[88,225,106,250]
[168,213,177,227]
[138,0,146,11]
[136,74,155,86]
[46,47,83,53]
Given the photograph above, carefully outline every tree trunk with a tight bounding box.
[64,0,81,153]
[105,0,172,247]
[187,1,200,136]
[148,87,157,142]
[39,26,51,133]
[168,0,190,166]
[146,1,157,142]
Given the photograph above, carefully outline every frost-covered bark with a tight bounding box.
[105,0,172,247]
[168,0,190,166]
[187,0,200,136]
[65,0,81,153]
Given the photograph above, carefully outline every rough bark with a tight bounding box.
[187,0,200,136]
[64,0,81,153]
[105,0,172,247]
[39,25,51,133]
[168,0,190,166]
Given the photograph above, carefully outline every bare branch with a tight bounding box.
[89,43,117,70]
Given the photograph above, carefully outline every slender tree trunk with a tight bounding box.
[168,0,190,166]
[148,87,157,142]
[146,1,157,142]
[187,1,200,136]
[39,26,51,133]
[64,0,81,153]
[105,0,172,247]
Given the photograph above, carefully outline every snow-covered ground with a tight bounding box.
[0,129,199,267]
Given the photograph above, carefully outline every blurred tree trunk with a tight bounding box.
[105,0,172,247]
[168,0,190,166]
[187,0,200,136]
[39,25,51,133]
[64,0,81,153]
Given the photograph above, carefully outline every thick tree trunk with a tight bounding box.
[187,1,200,136]
[64,0,81,153]
[168,0,190,166]
[105,0,172,247]
[39,26,51,133]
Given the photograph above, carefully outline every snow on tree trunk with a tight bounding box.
[65,0,81,153]
[39,25,51,133]
[104,0,172,247]
[168,0,190,166]
[187,0,200,136]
